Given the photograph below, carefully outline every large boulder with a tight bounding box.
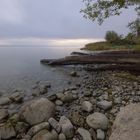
[109,104,140,140]
[19,98,55,125]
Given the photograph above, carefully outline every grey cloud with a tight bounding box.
[0,0,137,39]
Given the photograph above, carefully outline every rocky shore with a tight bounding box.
[0,65,140,140]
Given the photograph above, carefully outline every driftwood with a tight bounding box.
[40,50,140,73]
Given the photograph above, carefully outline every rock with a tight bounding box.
[59,133,66,140]
[59,93,74,103]
[56,93,64,99]
[97,100,112,110]
[26,122,50,138]
[70,71,77,77]
[19,98,55,125]
[15,122,29,134]
[0,90,5,96]
[10,92,23,103]
[47,94,57,101]
[0,97,11,106]
[55,100,63,106]
[86,112,109,130]
[70,111,85,127]
[0,122,16,139]
[59,116,74,138]
[0,109,8,121]
[39,85,48,95]
[82,101,93,112]
[114,97,121,104]
[48,117,61,133]
[32,129,58,140]
[89,128,97,140]
[77,128,92,140]
[84,91,92,97]
[97,129,105,140]
[109,104,140,140]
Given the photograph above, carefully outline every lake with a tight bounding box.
[0,45,82,94]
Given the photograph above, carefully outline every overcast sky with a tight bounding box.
[0,0,137,44]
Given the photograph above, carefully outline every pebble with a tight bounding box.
[59,116,74,138]
[0,109,8,121]
[48,117,61,133]
[97,129,105,140]
[77,128,92,140]
[59,133,66,140]
[55,100,63,106]
[82,101,93,112]
[97,100,112,110]
[86,112,109,130]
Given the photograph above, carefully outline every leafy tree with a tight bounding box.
[105,31,122,44]
[81,0,140,24]
[128,18,140,37]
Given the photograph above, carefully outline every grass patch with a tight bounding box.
[82,41,140,51]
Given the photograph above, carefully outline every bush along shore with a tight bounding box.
[0,64,140,140]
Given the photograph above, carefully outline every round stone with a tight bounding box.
[86,112,109,130]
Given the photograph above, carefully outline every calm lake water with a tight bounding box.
[0,45,82,94]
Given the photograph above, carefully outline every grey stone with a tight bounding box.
[47,94,57,101]
[55,100,63,106]
[109,104,140,140]
[19,98,55,125]
[56,93,64,99]
[77,128,92,140]
[0,122,16,139]
[70,71,77,77]
[15,122,29,134]
[86,112,109,130]
[59,116,74,138]
[26,122,50,138]
[10,92,23,103]
[97,100,112,110]
[97,129,105,140]
[0,109,8,121]
[59,133,66,140]
[82,101,93,112]
[89,128,97,140]
[48,117,61,133]
[59,93,74,103]
[32,129,58,140]
[0,97,11,106]
[114,97,122,104]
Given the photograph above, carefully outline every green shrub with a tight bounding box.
[105,31,121,44]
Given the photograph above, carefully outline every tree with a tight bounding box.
[128,18,140,37]
[105,31,121,43]
[81,0,140,24]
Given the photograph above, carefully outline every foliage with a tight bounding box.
[81,0,140,24]
[128,18,140,37]
[83,29,140,51]
[83,41,133,51]
[105,31,122,44]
